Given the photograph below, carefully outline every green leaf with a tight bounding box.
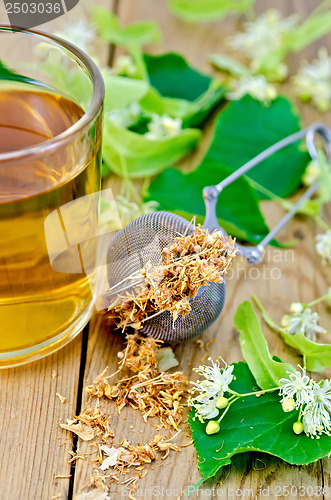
[139,86,193,117]
[139,83,226,128]
[102,118,201,178]
[183,82,226,128]
[143,53,226,126]
[280,332,331,372]
[234,301,295,389]
[201,96,310,198]
[208,53,250,77]
[286,1,331,53]
[316,150,331,205]
[168,0,255,23]
[0,60,39,85]
[189,362,331,485]
[144,53,211,101]
[145,162,271,244]
[103,73,149,112]
[146,95,309,243]
[94,7,161,48]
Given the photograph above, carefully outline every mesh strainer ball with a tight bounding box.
[106,211,226,342]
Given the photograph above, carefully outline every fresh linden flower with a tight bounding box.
[292,48,331,112]
[280,307,326,341]
[228,9,297,81]
[56,19,97,55]
[113,195,159,227]
[106,102,142,129]
[145,114,182,140]
[302,381,331,438]
[302,406,330,438]
[293,421,304,435]
[315,229,331,265]
[312,379,331,411]
[226,75,277,104]
[206,420,220,435]
[302,160,322,187]
[280,372,331,439]
[289,302,304,315]
[113,55,139,78]
[192,360,235,399]
[279,369,311,407]
[216,396,228,409]
[190,393,219,422]
[281,397,296,412]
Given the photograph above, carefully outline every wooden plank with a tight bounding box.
[71,0,331,498]
[0,2,112,500]
[0,336,83,500]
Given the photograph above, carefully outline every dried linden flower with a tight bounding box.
[107,226,237,330]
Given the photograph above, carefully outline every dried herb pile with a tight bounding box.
[107,226,237,330]
[86,333,189,430]
[60,334,192,494]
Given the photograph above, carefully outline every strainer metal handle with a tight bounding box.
[203,123,331,265]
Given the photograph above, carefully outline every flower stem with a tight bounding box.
[228,386,279,398]
[238,387,279,398]
[306,293,329,308]
[216,402,232,424]
[252,294,283,333]
[315,216,330,231]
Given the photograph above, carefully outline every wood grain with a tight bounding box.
[0,2,112,500]
[71,1,331,499]
[0,335,83,500]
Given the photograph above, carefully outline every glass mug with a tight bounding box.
[0,26,104,367]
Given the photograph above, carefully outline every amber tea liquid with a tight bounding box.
[0,83,101,365]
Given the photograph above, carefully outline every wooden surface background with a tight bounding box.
[0,1,331,499]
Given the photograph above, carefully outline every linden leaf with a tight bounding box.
[189,362,331,485]
[145,162,271,244]
[102,74,149,113]
[147,96,309,244]
[102,118,201,178]
[143,53,226,127]
[234,301,295,389]
[94,8,161,48]
[208,53,250,76]
[144,53,211,101]
[280,332,331,372]
[168,0,255,23]
[202,96,310,198]
[0,59,39,84]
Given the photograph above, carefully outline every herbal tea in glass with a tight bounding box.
[0,27,104,367]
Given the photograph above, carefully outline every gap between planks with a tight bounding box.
[70,0,331,499]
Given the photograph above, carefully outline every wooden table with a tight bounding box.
[1,1,331,499]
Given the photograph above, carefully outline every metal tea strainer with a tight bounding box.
[106,123,331,343]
